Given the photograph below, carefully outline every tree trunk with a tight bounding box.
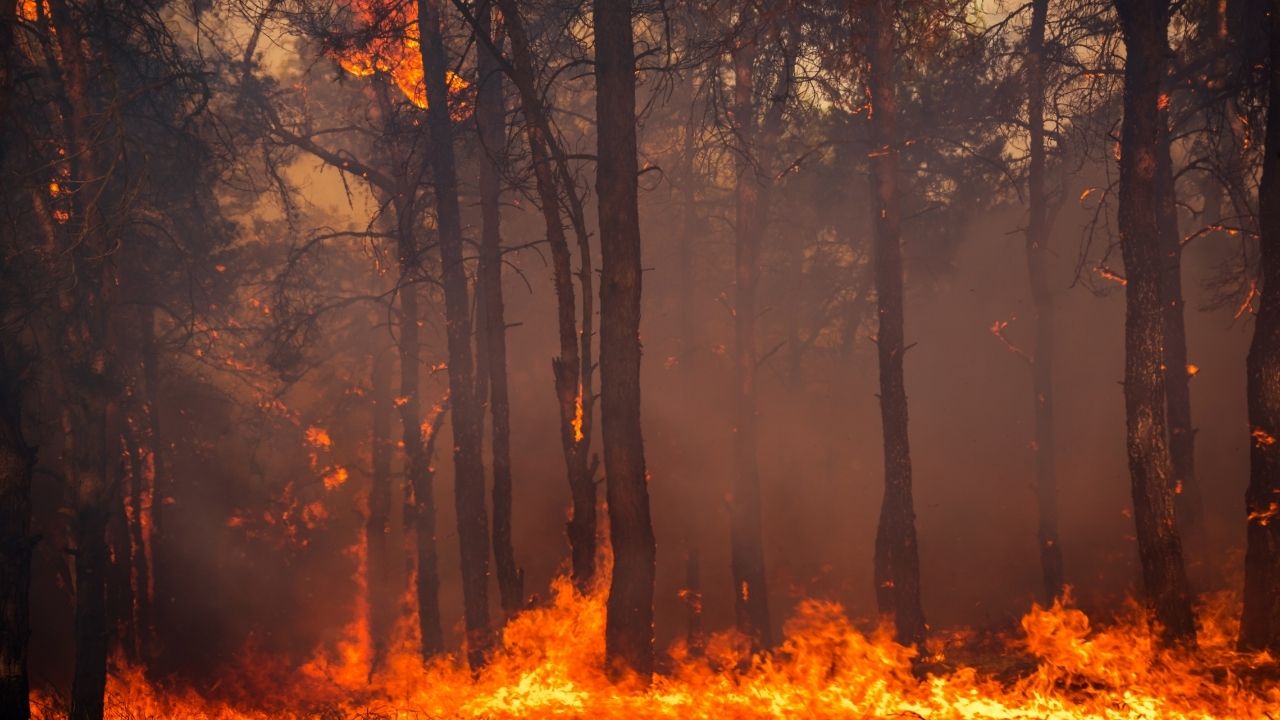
[474,3,522,617]
[594,0,656,680]
[1156,114,1206,575]
[0,348,34,720]
[394,222,444,658]
[1025,0,1065,602]
[493,0,599,591]
[1114,0,1197,645]
[368,350,395,670]
[864,0,927,648]
[728,21,775,650]
[417,0,492,668]
[1239,0,1280,653]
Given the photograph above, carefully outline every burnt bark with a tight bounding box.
[1025,0,1065,602]
[474,2,522,617]
[417,0,492,668]
[863,0,927,648]
[368,350,396,670]
[594,0,656,680]
[491,0,599,591]
[1239,0,1280,654]
[1114,0,1197,644]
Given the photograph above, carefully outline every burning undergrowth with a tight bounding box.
[28,569,1280,719]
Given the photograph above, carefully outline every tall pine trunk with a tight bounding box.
[1240,0,1280,653]
[864,0,927,648]
[1114,0,1196,644]
[417,0,492,668]
[594,0,656,680]
[728,15,789,649]
[1156,116,1206,572]
[493,0,599,591]
[474,2,522,616]
[1025,0,1065,602]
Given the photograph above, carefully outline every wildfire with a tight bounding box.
[28,570,1280,719]
[331,0,471,115]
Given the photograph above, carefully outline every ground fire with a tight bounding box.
[3,0,1280,718]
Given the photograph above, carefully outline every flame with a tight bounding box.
[305,426,333,449]
[28,569,1280,719]
[1251,428,1276,447]
[331,0,471,115]
[572,383,585,443]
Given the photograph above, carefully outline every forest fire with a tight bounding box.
[7,0,1280,717]
[25,571,1280,719]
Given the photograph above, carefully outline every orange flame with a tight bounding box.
[331,0,471,115]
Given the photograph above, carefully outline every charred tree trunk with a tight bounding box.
[417,0,492,667]
[493,0,599,591]
[474,3,522,617]
[1025,0,1065,602]
[1240,0,1280,654]
[1156,115,1206,574]
[594,0,656,680]
[0,347,34,720]
[1114,0,1197,644]
[368,350,396,669]
[394,217,445,658]
[863,0,927,648]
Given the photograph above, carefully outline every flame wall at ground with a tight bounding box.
[28,575,1280,719]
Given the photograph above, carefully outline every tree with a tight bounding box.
[1113,0,1197,644]
[1024,0,1067,602]
[727,5,792,650]
[595,0,656,680]
[1240,0,1280,654]
[862,0,927,648]
[416,0,492,667]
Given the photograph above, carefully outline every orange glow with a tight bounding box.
[27,575,1280,719]
[305,426,333,449]
[1251,427,1276,447]
[1186,363,1199,377]
[331,0,471,115]
[572,383,585,443]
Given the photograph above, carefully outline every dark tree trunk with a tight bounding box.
[0,347,34,720]
[394,224,444,657]
[1114,0,1197,645]
[863,0,927,649]
[1025,0,1065,602]
[492,0,599,591]
[417,0,492,668]
[1156,115,1206,574]
[594,0,656,680]
[368,350,395,670]
[474,3,522,617]
[1240,0,1280,654]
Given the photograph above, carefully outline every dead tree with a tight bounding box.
[862,0,927,649]
[595,0,657,680]
[417,0,492,667]
[1240,0,1280,654]
[368,349,396,669]
[1113,0,1197,644]
[0,347,34,719]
